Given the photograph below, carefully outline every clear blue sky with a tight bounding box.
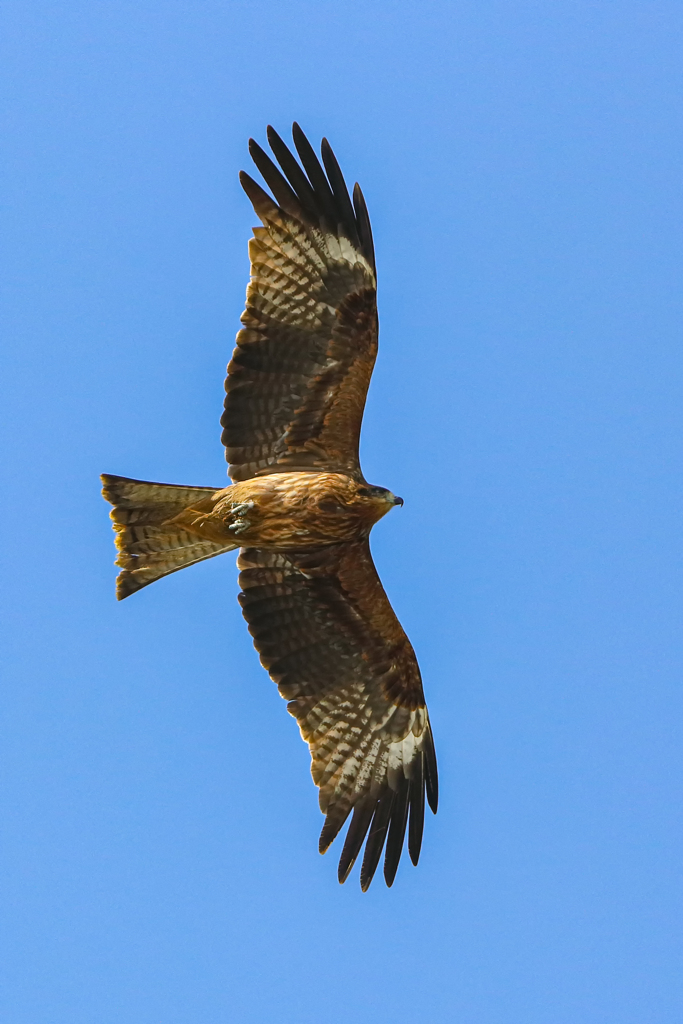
[2,2,682,1021]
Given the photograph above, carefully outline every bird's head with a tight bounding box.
[355,483,404,523]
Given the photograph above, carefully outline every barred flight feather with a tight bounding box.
[222,124,378,482]
[238,539,437,889]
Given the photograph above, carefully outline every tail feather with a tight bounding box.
[101,474,236,599]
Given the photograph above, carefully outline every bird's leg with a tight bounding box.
[227,500,256,535]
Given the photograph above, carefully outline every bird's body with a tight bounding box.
[167,472,402,549]
[102,125,437,890]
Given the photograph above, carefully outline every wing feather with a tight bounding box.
[338,795,377,884]
[359,786,395,891]
[223,125,378,482]
[408,751,426,865]
[321,137,361,249]
[291,122,339,231]
[266,125,321,222]
[237,540,437,889]
[247,138,305,220]
[383,774,410,886]
[352,183,376,272]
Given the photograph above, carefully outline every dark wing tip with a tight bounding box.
[290,121,307,149]
[319,806,352,855]
[265,123,320,224]
[321,722,436,889]
[247,137,303,219]
[320,136,360,249]
[245,123,374,267]
[337,797,376,884]
[352,182,376,270]
[383,775,410,887]
[359,787,395,891]
[239,170,279,220]
[408,751,426,866]
[424,723,439,814]
[324,742,433,890]
[290,122,338,232]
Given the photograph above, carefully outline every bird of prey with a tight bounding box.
[102,124,437,890]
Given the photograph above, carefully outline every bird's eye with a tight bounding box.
[357,487,371,497]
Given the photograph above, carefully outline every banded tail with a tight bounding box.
[101,474,237,599]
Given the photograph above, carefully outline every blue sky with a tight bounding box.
[2,1,682,1021]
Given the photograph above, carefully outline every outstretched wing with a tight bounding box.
[238,540,438,890]
[222,124,378,482]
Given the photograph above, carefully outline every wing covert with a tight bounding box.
[222,125,379,482]
[237,540,438,890]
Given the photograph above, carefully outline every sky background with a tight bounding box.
[2,1,682,1021]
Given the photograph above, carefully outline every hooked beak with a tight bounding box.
[393,496,404,507]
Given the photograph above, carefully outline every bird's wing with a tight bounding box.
[238,540,438,890]
[222,124,378,482]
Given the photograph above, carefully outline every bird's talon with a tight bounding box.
[232,501,255,514]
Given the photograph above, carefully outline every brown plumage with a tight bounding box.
[101,125,437,890]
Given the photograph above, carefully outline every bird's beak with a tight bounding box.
[393,496,404,507]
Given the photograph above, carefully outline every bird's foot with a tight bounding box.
[227,501,255,535]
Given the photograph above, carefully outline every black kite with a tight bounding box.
[102,125,438,890]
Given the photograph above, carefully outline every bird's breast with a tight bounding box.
[209,471,366,548]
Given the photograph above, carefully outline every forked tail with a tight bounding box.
[101,474,236,599]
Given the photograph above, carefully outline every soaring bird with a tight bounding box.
[102,124,438,890]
